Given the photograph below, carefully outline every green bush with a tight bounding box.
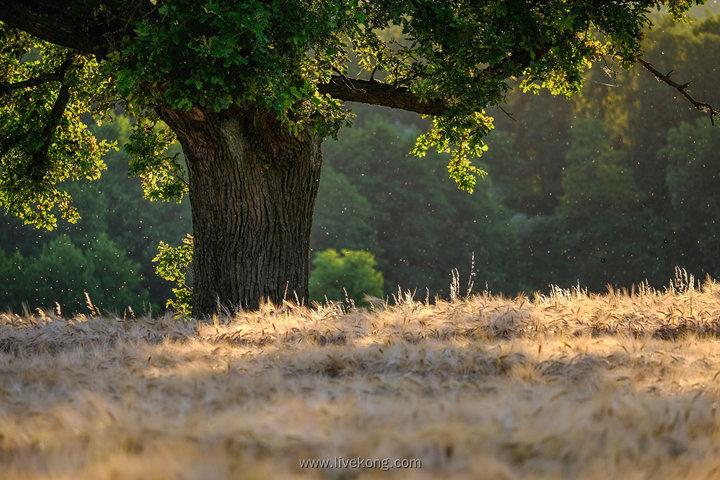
[309,249,384,306]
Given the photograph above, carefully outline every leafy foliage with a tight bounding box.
[411,111,492,192]
[153,234,193,317]
[125,120,187,202]
[113,0,356,134]
[0,113,190,314]
[0,26,115,228]
[102,0,701,189]
[309,249,384,305]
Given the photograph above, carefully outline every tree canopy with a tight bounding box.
[1,1,707,223]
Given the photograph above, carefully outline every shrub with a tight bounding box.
[309,249,384,305]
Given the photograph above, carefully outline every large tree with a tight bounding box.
[0,0,713,316]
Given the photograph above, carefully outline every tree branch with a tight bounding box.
[0,0,157,58]
[317,76,449,116]
[317,37,552,117]
[0,68,67,96]
[27,55,75,181]
[637,57,720,125]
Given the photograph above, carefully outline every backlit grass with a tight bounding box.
[3,279,720,478]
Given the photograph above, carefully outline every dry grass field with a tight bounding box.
[3,278,720,479]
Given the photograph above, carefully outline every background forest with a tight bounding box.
[2,12,720,314]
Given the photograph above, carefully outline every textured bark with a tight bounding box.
[159,106,322,316]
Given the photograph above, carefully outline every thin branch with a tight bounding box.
[637,57,720,125]
[27,55,75,181]
[369,65,378,83]
[0,67,67,96]
[171,170,189,187]
[498,105,516,122]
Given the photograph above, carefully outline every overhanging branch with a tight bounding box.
[317,76,449,116]
[0,0,157,58]
[637,57,720,125]
[317,41,549,117]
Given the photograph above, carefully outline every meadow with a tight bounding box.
[3,277,720,479]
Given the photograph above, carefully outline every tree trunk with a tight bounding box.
[159,106,322,316]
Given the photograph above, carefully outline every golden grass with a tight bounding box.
[3,282,720,479]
